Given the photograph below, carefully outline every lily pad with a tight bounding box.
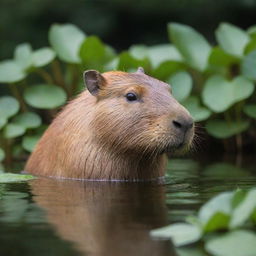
[216,23,250,57]
[22,135,41,152]
[0,173,35,183]
[168,23,211,71]
[206,230,256,256]
[0,96,20,119]
[24,84,67,109]
[3,123,26,139]
[168,71,192,102]
[13,112,42,129]
[243,104,256,119]
[202,75,254,113]
[182,96,211,122]
[49,23,86,63]
[150,223,202,247]
[0,60,26,83]
[206,120,249,139]
[0,148,5,162]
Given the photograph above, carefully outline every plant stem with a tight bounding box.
[51,60,67,90]
[70,64,80,95]
[36,69,54,84]
[8,84,27,112]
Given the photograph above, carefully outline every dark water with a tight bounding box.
[0,157,256,256]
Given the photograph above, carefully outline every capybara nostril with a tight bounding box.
[172,118,194,133]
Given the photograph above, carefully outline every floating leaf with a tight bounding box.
[230,189,256,228]
[168,23,211,71]
[216,23,250,57]
[202,75,254,113]
[182,96,211,122]
[168,71,192,102]
[0,96,19,119]
[3,123,26,139]
[206,120,249,138]
[198,192,233,231]
[24,84,67,109]
[0,60,26,83]
[32,47,56,67]
[0,173,35,183]
[150,223,202,247]
[49,23,86,63]
[206,230,256,256]
[14,43,33,69]
[244,104,256,119]
[13,112,42,129]
[22,135,41,152]
[0,148,5,162]
[241,50,256,80]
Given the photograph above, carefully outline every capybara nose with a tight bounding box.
[172,117,194,134]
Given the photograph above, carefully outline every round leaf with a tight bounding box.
[182,96,211,122]
[13,112,42,129]
[0,60,26,83]
[0,117,7,129]
[206,231,256,256]
[216,23,250,57]
[244,104,256,119]
[241,50,256,80]
[168,23,211,71]
[0,148,5,162]
[150,223,202,247]
[22,135,41,152]
[14,43,33,69]
[206,120,250,138]
[0,96,20,119]
[49,23,86,63]
[209,47,239,67]
[168,71,192,102]
[32,47,56,67]
[3,123,26,139]
[24,84,67,109]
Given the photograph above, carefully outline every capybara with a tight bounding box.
[25,67,194,180]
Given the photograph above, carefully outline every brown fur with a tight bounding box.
[25,70,194,180]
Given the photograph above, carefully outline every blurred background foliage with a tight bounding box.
[1,0,256,163]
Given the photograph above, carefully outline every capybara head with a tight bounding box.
[84,67,194,157]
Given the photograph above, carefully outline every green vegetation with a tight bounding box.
[0,22,256,162]
[0,173,35,183]
[150,188,256,256]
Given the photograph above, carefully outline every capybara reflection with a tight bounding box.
[26,68,194,180]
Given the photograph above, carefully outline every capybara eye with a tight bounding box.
[126,92,138,102]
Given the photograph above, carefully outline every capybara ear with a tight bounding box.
[136,67,145,74]
[83,70,106,96]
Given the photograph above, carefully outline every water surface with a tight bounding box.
[0,157,255,256]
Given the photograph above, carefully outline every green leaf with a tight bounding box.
[202,75,254,113]
[24,84,67,109]
[231,189,247,209]
[150,223,202,247]
[0,173,35,183]
[12,112,42,129]
[0,148,5,162]
[168,23,211,71]
[0,96,20,119]
[244,104,256,119]
[206,120,250,138]
[0,117,7,129]
[206,230,256,256]
[182,96,211,122]
[168,71,192,102]
[198,192,233,230]
[230,189,256,228]
[241,50,256,80]
[22,135,41,152]
[216,23,250,57]
[49,23,86,63]
[79,36,106,70]
[0,60,26,83]
[14,43,33,69]
[3,123,26,139]
[209,47,239,67]
[32,47,56,67]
